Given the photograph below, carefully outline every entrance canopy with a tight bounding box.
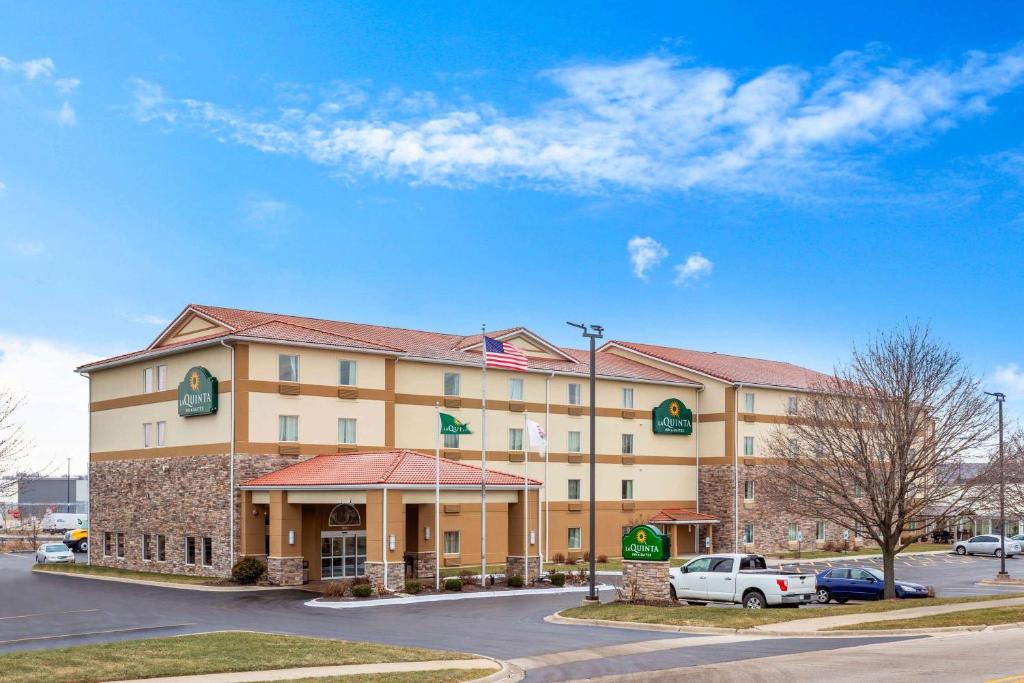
[240,449,543,491]
[648,508,721,525]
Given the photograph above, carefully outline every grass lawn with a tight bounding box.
[833,605,1024,631]
[269,672,496,683]
[438,563,507,578]
[561,593,1024,631]
[0,631,477,683]
[764,543,950,560]
[33,562,217,585]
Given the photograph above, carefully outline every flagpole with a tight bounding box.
[480,324,487,585]
[523,411,530,585]
[544,373,551,566]
[435,403,441,592]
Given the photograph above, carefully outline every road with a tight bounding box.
[2,551,1023,681]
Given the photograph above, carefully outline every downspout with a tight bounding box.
[220,340,235,566]
[382,486,389,591]
[734,383,742,553]
[76,370,90,566]
[544,371,553,564]
[695,386,702,554]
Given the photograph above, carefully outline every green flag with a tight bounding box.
[439,413,472,435]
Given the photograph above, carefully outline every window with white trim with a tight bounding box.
[201,537,213,566]
[742,524,754,545]
[744,480,754,500]
[443,372,460,396]
[508,377,523,401]
[443,433,459,449]
[185,536,197,565]
[744,392,755,412]
[143,423,153,448]
[103,532,112,557]
[278,354,299,382]
[788,523,799,542]
[156,365,167,391]
[743,436,754,456]
[568,383,581,405]
[143,367,154,393]
[116,533,125,559]
[443,530,460,554]
[621,434,634,455]
[567,431,581,453]
[816,521,826,541]
[854,483,863,498]
[157,534,166,562]
[787,396,798,415]
[567,479,580,500]
[156,421,167,447]
[508,428,524,451]
[622,388,634,409]
[621,479,633,500]
[338,360,357,386]
[338,418,357,444]
[568,527,582,550]
[142,534,152,561]
[278,415,299,442]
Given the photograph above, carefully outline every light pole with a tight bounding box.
[66,458,72,514]
[568,322,603,603]
[985,391,1008,578]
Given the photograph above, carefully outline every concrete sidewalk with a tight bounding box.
[755,596,1024,633]
[112,658,503,682]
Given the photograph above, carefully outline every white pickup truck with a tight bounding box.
[669,553,815,609]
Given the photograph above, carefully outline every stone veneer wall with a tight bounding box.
[409,550,437,580]
[267,556,305,585]
[365,560,405,592]
[89,452,309,578]
[698,462,853,553]
[621,560,670,603]
[505,555,541,582]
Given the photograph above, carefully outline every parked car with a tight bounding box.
[35,543,75,564]
[953,535,1022,557]
[669,554,815,609]
[815,567,928,603]
[41,512,89,534]
[1010,533,1024,544]
[63,528,88,553]
[930,529,954,543]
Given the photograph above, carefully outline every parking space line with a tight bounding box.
[0,609,99,621]
[0,623,197,646]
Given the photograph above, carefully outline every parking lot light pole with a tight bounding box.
[985,391,1008,578]
[568,322,603,603]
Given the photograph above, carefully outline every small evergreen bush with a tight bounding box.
[445,578,464,591]
[231,557,266,585]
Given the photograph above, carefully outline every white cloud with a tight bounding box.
[130,44,1024,195]
[52,101,76,126]
[133,314,170,326]
[240,195,298,234]
[0,334,97,478]
[993,363,1024,399]
[1,55,80,125]
[6,239,45,256]
[673,252,714,284]
[0,56,54,81]
[627,236,669,279]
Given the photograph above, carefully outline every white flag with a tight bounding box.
[526,419,547,451]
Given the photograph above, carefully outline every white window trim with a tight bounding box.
[156,421,167,448]
[142,534,151,562]
[279,415,299,442]
[185,536,197,566]
[143,367,154,394]
[622,387,634,409]
[743,436,754,456]
[567,431,581,453]
[143,423,153,449]
[508,377,524,401]
[279,354,300,382]
[443,372,461,397]
[568,383,581,405]
[744,392,755,413]
[338,418,357,445]
[443,530,461,555]
[156,534,166,562]
[567,479,581,501]
[568,527,582,550]
[156,365,167,392]
[508,427,524,451]
[621,479,633,500]
[338,359,357,386]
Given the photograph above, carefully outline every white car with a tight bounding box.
[669,553,816,609]
[35,543,76,564]
[953,535,1021,558]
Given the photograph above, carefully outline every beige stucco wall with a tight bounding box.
[90,345,231,402]
[91,400,230,452]
[248,393,386,446]
[493,460,696,502]
[248,343,387,388]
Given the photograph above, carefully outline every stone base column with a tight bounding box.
[364,561,405,593]
[267,556,305,586]
[622,560,670,603]
[409,551,437,580]
[505,555,542,582]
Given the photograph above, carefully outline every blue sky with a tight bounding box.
[2,2,1024,474]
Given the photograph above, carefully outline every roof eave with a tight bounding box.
[239,483,542,491]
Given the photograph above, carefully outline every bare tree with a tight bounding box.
[0,389,33,501]
[756,325,993,599]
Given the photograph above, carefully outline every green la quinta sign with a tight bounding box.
[651,398,693,436]
[178,366,218,417]
[622,524,671,561]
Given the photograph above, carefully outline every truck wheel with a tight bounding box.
[743,591,766,609]
[670,585,678,601]
[816,588,832,604]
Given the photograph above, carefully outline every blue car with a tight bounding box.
[815,567,928,603]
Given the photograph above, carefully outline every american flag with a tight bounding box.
[484,335,529,371]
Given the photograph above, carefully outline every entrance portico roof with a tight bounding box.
[648,508,721,525]
[240,449,542,490]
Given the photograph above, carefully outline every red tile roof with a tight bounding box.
[77,304,700,386]
[648,508,721,524]
[605,340,832,391]
[240,450,541,488]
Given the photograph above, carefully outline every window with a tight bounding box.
[788,523,799,542]
[621,525,632,538]
[156,365,167,391]
[103,532,112,557]
[338,360,357,386]
[508,377,523,401]
[787,439,798,456]
[854,522,864,538]
[156,534,166,562]
[814,442,825,459]
[830,568,850,579]
[278,354,299,382]
[568,383,581,405]
[338,418,357,444]
[143,423,153,448]
[854,483,863,498]
[743,480,754,500]
[443,433,459,448]
[143,367,154,393]
[278,415,299,442]
[742,524,754,545]
[568,527,582,550]
[116,533,125,559]
[443,372,460,396]
[156,421,167,447]
[621,434,634,455]
[787,396,797,414]
[908,520,919,532]
[710,557,735,572]
[744,392,755,412]
[567,479,581,500]
[686,557,712,572]
[201,537,213,566]
[816,521,826,541]
[743,436,754,456]
[443,530,460,554]
[185,536,197,565]
[621,479,633,500]
[508,427,524,451]
[142,534,152,561]
[622,388,634,409]
[567,431,581,453]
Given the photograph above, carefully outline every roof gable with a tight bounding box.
[149,306,234,350]
[457,328,578,362]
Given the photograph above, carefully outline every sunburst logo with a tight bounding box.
[636,529,648,544]
[189,370,200,392]
[669,402,681,417]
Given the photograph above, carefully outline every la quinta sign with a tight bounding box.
[178,366,218,417]
[622,524,671,561]
[651,398,693,435]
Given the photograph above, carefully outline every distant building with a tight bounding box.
[17,476,89,515]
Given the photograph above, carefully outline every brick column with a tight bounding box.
[267,490,303,585]
[622,560,670,603]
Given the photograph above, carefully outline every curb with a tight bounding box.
[31,567,296,592]
[306,584,615,609]
[474,658,524,682]
[544,612,740,635]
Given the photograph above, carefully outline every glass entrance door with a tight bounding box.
[320,531,366,579]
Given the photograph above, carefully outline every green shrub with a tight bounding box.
[507,574,524,588]
[351,584,373,598]
[405,580,423,594]
[231,557,266,585]
[458,569,477,586]
[445,578,463,591]
[321,580,348,598]
[549,572,566,587]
